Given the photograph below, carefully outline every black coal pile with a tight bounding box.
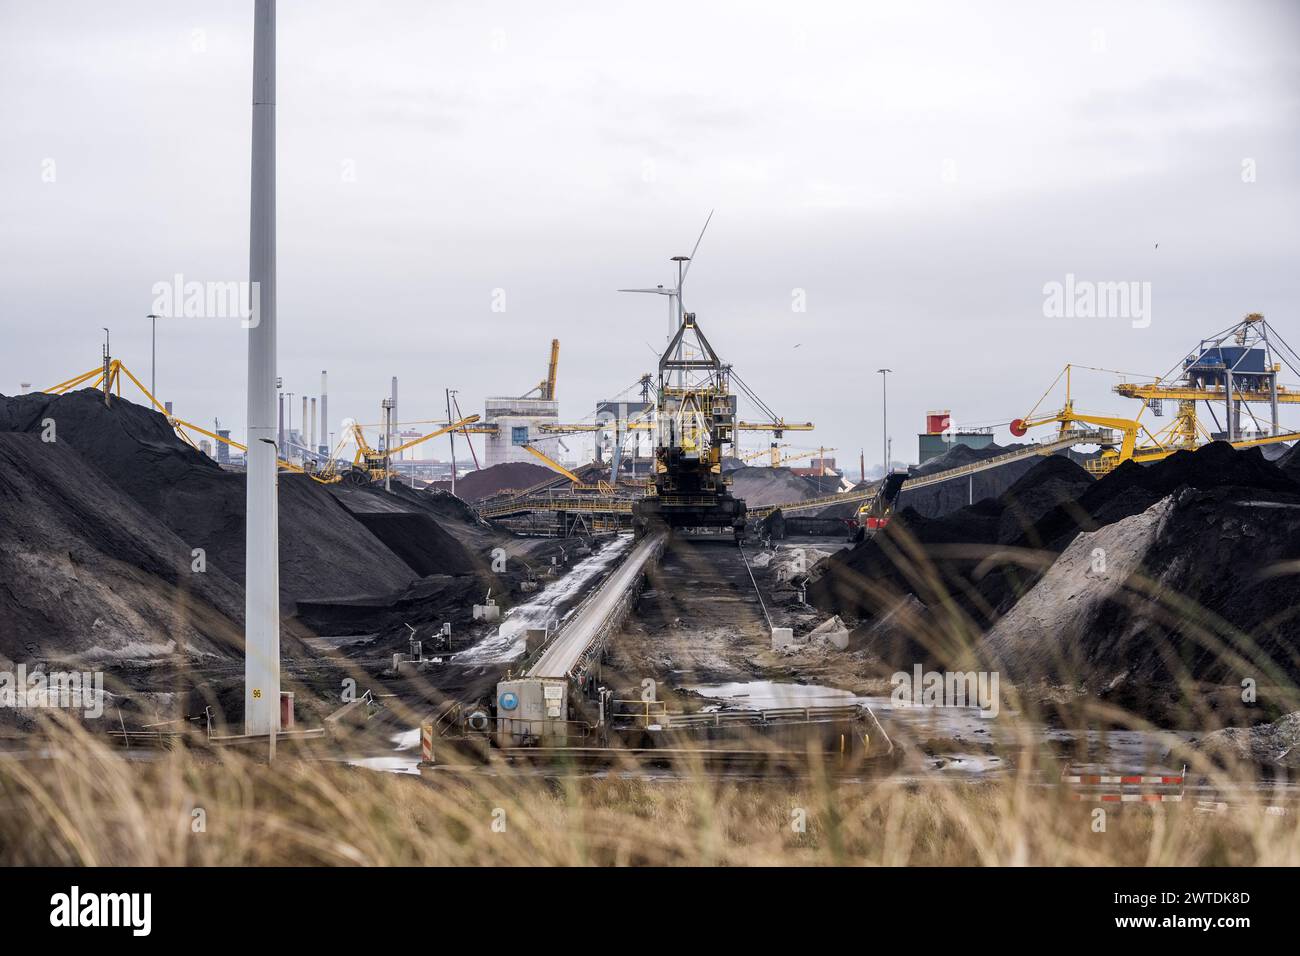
[808,455,1095,629]
[810,439,1300,702]
[296,573,489,638]
[428,461,556,502]
[353,514,476,577]
[728,465,837,509]
[327,481,490,564]
[0,390,472,608]
[1276,442,1300,482]
[0,432,249,664]
[982,479,1300,696]
[1024,441,1296,553]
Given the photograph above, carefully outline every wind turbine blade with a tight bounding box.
[680,209,714,285]
[618,288,673,295]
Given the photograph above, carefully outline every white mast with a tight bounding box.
[244,0,280,737]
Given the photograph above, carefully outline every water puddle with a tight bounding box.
[685,680,1191,775]
[347,728,421,775]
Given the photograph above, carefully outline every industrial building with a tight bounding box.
[483,339,563,467]
[917,410,995,463]
[482,396,561,467]
[790,456,838,477]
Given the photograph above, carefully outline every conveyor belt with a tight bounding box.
[526,531,666,679]
[749,428,1110,518]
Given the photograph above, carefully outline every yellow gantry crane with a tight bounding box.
[1013,314,1300,474]
[45,357,349,481]
[45,355,485,486]
[738,443,789,463]
[736,445,836,468]
[346,414,481,483]
[735,419,815,468]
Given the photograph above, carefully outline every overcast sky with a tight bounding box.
[2,0,1297,470]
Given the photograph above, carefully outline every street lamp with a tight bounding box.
[145,314,160,400]
[445,388,458,497]
[877,368,892,475]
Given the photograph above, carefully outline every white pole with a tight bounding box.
[244,0,280,738]
[319,370,328,456]
[878,368,892,473]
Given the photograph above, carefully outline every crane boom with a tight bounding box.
[521,442,584,484]
[545,338,560,400]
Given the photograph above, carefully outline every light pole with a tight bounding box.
[381,397,395,492]
[445,388,458,496]
[146,313,160,400]
[102,327,111,406]
[877,368,892,475]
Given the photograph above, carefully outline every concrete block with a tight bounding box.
[525,627,550,654]
[824,629,850,651]
[771,627,796,650]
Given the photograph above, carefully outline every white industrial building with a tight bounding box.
[483,396,560,467]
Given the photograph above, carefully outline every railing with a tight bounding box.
[750,428,1113,519]
[612,699,670,726]
[616,703,867,730]
[903,428,1112,489]
[477,495,636,518]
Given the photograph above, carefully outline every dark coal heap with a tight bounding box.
[808,454,1094,623]
[0,389,491,663]
[806,442,1294,642]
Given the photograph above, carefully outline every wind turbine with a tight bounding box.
[618,210,714,345]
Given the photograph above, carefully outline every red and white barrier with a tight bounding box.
[421,722,434,765]
[1061,765,1186,805]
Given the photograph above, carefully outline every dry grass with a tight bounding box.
[5,502,1300,867]
[2,712,1298,866]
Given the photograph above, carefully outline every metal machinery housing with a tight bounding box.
[633,311,747,537]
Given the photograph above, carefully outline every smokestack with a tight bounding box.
[301,395,307,450]
[391,376,398,430]
[319,370,328,456]
[310,397,317,452]
[244,0,280,738]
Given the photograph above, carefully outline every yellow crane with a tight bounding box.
[519,442,584,485]
[738,443,789,463]
[785,446,838,472]
[734,421,816,467]
[348,414,481,483]
[736,445,836,468]
[1014,317,1300,475]
[520,338,560,400]
[1011,366,1150,475]
[45,357,358,482]
[1107,314,1300,456]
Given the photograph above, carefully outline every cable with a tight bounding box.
[736,541,773,631]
